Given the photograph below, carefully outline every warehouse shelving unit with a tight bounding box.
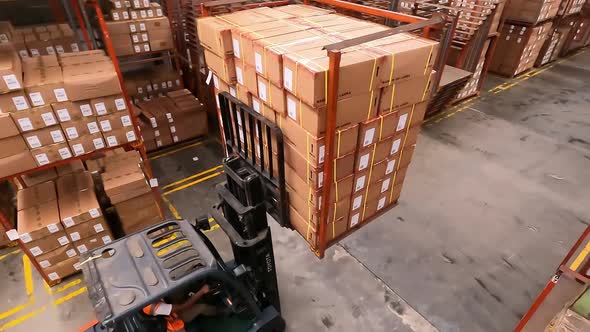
[199,0,451,258]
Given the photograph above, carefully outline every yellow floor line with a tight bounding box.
[0,306,46,331]
[161,195,182,219]
[53,279,82,294]
[569,241,590,271]
[0,250,20,261]
[163,172,224,196]
[162,165,223,190]
[0,304,29,321]
[52,287,87,306]
[149,139,207,160]
[22,255,33,297]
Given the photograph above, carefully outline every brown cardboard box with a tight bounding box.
[352,169,370,195]
[104,127,138,147]
[285,163,354,208]
[0,44,23,93]
[69,132,106,156]
[22,125,66,149]
[55,159,85,176]
[43,255,80,282]
[366,174,394,200]
[21,167,57,186]
[65,217,110,242]
[102,163,150,204]
[378,74,433,114]
[110,34,134,56]
[115,193,161,232]
[0,90,30,113]
[24,230,70,257]
[0,135,28,159]
[235,62,258,94]
[362,192,390,221]
[204,49,236,83]
[62,61,122,101]
[61,118,101,140]
[24,67,67,107]
[98,111,133,133]
[56,170,93,197]
[149,29,174,51]
[59,189,102,228]
[370,156,398,181]
[504,0,560,24]
[133,42,151,54]
[10,105,57,132]
[16,181,56,210]
[348,190,366,228]
[30,142,72,166]
[36,244,78,269]
[0,113,20,139]
[288,185,350,230]
[131,0,150,9]
[256,75,286,114]
[17,200,63,243]
[169,112,208,142]
[288,204,347,248]
[393,166,408,187]
[52,100,95,122]
[91,94,127,115]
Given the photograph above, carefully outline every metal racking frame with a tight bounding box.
[200,0,450,258]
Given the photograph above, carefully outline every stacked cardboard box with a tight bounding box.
[105,15,173,56]
[108,0,165,22]
[0,21,81,59]
[124,65,183,103]
[558,0,587,16]
[16,169,113,283]
[136,89,207,151]
[490,21,553,77]
[453,39,491,101]
[504,0,561,24]
[198,5,439,248]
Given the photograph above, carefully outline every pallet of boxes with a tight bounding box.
[197,5,438,249]
[124,65,184,103]
[16,167,113,285]
[0,20,81,59]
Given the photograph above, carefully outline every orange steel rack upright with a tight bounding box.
[199,0,450,258]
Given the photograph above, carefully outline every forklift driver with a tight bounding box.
[143,284,218,332]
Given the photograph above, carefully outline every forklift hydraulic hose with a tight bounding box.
[198,269,263,317]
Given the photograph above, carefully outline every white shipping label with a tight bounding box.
[350,213,360,227]
[229,87,236,98]
[167,81,172,88]
[93,138,105,149]
[134,45,141,53]
[66,127,78,139]
[40,260,51,268]
[252,99,261,113]
[80,104,93,116]
[94,223,104,233]
[152,83,158,90]
[258,81,267,101]
[86,121,100,134]
[149,178,158,187]
[58,236,69,246]
[173,136,179,142]
[150,117,157,128]
[155,129,160,137]
[48,272,59,281]
[237,115,242,126]
[50,129,65,143]
[397,114,408,131]
[352,195,363,210]
[56,45,64,55]
[30,48,40,57]
[147,9,154,17]
[19,233,32,243]
[18,118,33,131]
[56,108,71,122]
[318,172,324,188]
[213,75,219,89]
[72,144,85,156]
[359,153,370,171]
[236,67,244,85]
[355,175,366,192]
[114,0,122,8]
[66,249,76,257]
[386,159,396,175]
[19,50,29,58]
[156,140,162,147]
[30,246,43,256]
[5,230,18,241]
[100,120,112,132]
[0,33,7,43]
[3,74,21,90]
[107,136,118,147]
[126,131,136,142]
[139,23,146,31]
[233,38,241,58]
[205,71,213,85]
[30,93,45,106]
[170,126,176,133]
[121,115,132,127]
[26,136,41,148]
[58,147,72,159]
[77,244,88,254]
[166,113,172,119]
[35,153,50,165]
[319,145,325,163]
[377,197,386,210]
[94,102,107,115]
[71,43,80,52]
[63,217,75,228]
[161,82,166,89]
[47,223,59,233]
[255,52,263,73]
[142,0,149,6]
[142,33,148,41]
[13,96,29,110]
[132,34,139,43]
[143,44,150,52]
[140,10,147,18]
[156,8,162,16]
[363,128,375,147]
[112,12,120,20]
[381,178,391,193]
[41,112,57,126]
[283,67,293,91]
[391,139,401,155]
[46,46,56,55]
[74,262,81,271]
[70,232,81,241]
[175,79,180,86]
[137,87,143,94]
[287,98,297,121]
[103,236,113,245]
[133,0,140,6]
[89,208,101,218]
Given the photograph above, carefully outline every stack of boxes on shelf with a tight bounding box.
[0,21,81,59]
[490,0,558,77]
[105,1,174,56]
[197,5,439,248]
[124,65,183,103]
[0,49,138,179]
[136,89,207,151]
[16,165,113,283]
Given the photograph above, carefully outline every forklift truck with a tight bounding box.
[80,92,289,332]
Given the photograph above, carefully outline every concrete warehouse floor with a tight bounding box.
[0,49,588,332]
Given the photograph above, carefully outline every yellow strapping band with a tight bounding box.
[388,84,396,113]
[332,203,336,238]
[362,144,377,220]
[366,90,374,120]
[299,99,303,125]
[388,52,396,85]
[421,71,434,102]
[424,45,434,75]
[306,134,310,185]
[389,104,416,204]
[369,56,377,92]
[379,115,384,141]
[337,129,342,158]
[306,187,312,241]
[324,70,328,105]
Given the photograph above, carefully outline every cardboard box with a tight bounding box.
[115,193,161,232]
[59,189,102,228]
[56,159,85,176]
[0,44,23,93]
[378,74,433,113]
[61,118,100,140]
[24,67,67,107]
[22,125,66,149]
[288,204,347,248]
[169,112,208,142]
[65,217,110,242]
[504,0,560,24]
[56,170,93,197]
[69,132,106,156]
[104,127,137,147]
[149,29,174,51]
[370,156,398,182]
[17,200,63,243]
[0,90,30,113]
[102,163,150,204]
[21,167,57,186]
[352,169,370,195]
[30,142,72,166]
[235,61,258,93]
[62,61,122,101]
[285,163,354,208]
[52,100,95,122]
[36,244,78,269]
[204,49,236,83]
[348,190,366,228]
[23,230,70,257]
[16,181,56,210]
[97,111,133,133]
[43,255,80,281]
[362,192,391,221]
[0,135,28,159]
[10,105,57,132]
[0,113,20,139]
[91,94,127,115]
[288,185,351,230]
